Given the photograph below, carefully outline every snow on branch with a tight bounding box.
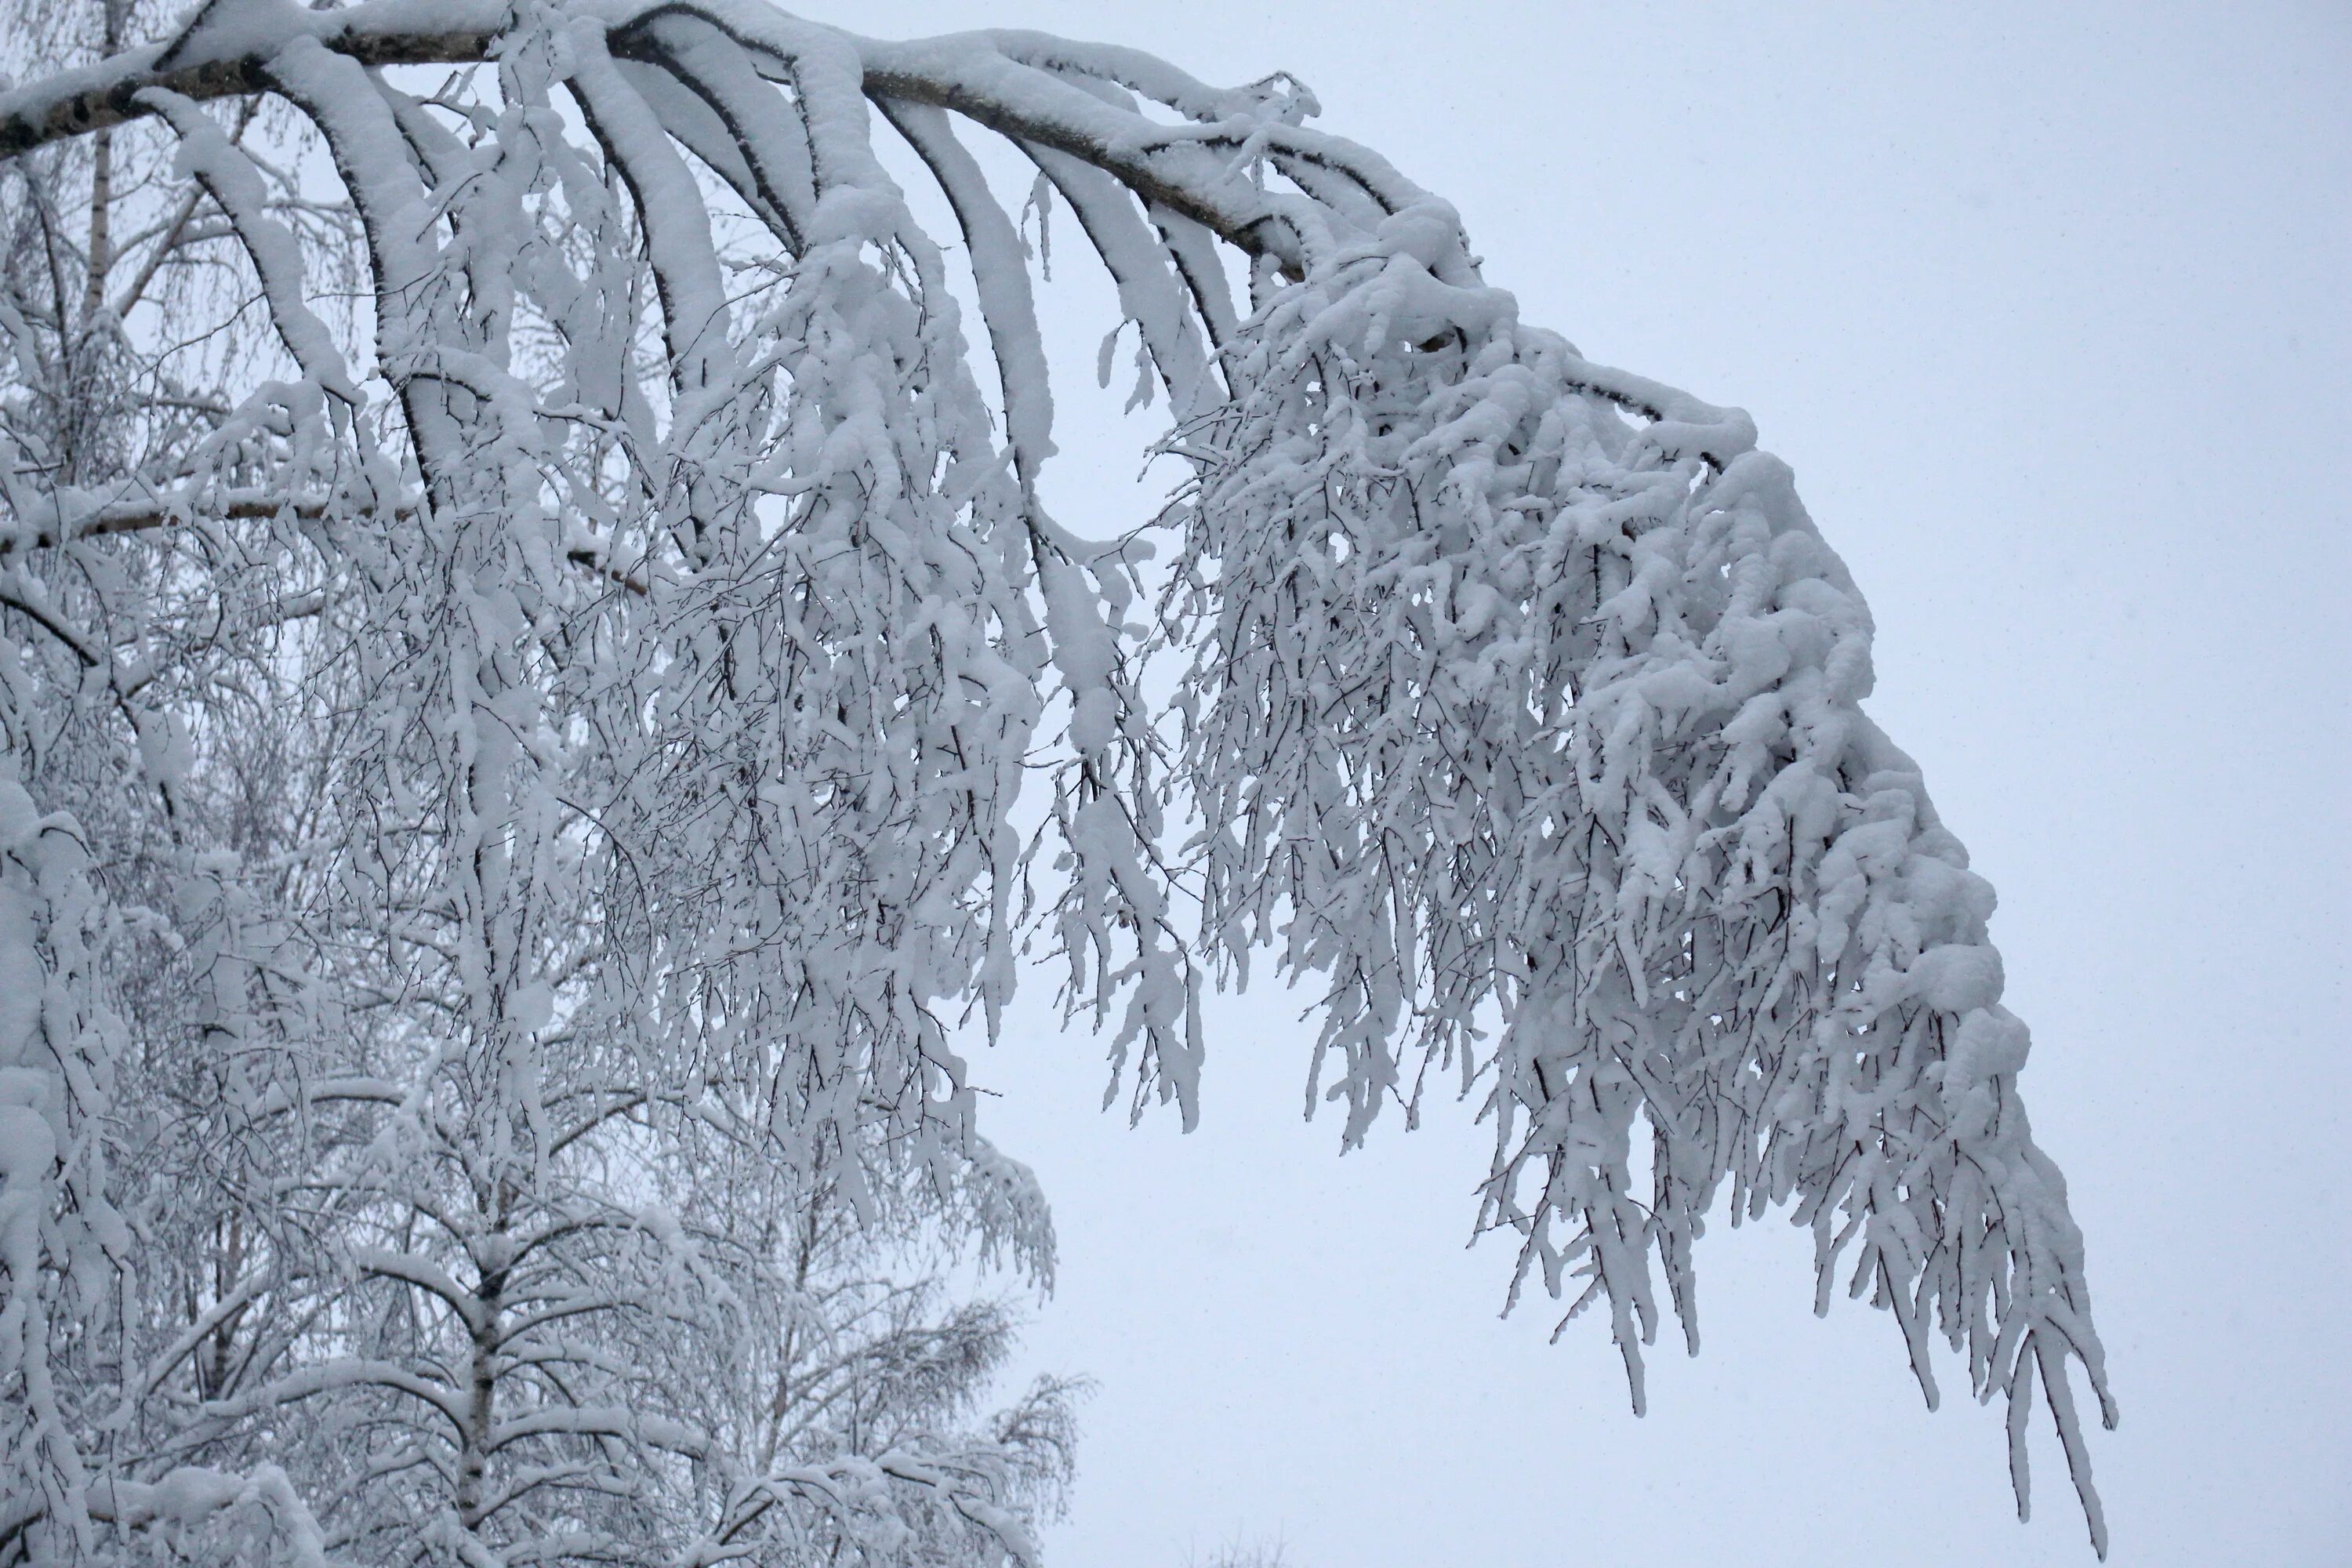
[0,0,2112,1559]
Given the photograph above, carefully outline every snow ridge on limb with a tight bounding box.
[134,88,358,408]
[0,0,2110,1556]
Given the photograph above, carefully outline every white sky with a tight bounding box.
[806,3,2352,1563]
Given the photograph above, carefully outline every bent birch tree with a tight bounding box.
[0,0,2114,1561]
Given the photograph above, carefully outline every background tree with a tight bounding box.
[0,0,2114,1562]
[1183,1534,1290,1568]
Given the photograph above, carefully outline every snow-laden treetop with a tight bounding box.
[0,0,2114,1555]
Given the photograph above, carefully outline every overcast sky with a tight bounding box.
[804,3,2350,1563]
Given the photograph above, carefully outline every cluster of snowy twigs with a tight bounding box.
[0,0,2111,1561]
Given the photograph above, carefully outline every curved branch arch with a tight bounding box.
[0,1,2114,1559]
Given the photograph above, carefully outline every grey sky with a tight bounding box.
[810,3,2351,1562]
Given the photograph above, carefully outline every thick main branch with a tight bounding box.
[0,0,1339,267]
[0,0,503,155]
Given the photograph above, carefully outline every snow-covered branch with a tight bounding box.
[0,0,2112,1559]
